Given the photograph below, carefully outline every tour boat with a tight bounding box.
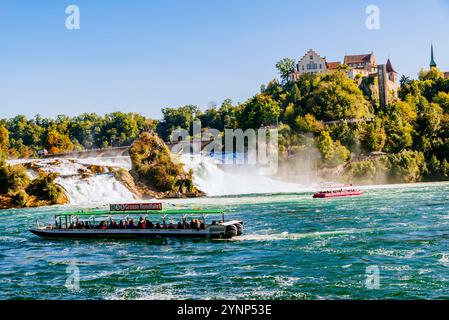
[29,202,244,240]
[313,184,364,199]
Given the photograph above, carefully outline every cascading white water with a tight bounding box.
[7,151,312,205]
[8,157,136,206]
[60,174,136,205]
[179,154,311,197]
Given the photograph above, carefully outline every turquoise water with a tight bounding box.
[1,182,449,300]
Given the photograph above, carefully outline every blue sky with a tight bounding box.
[1,0,448,119]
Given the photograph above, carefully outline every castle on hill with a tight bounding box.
[289,45,447,108]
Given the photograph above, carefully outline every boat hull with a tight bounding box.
[30,221,243,240]
[313,191,364,199]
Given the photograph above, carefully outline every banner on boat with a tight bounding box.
[110,203,163,212]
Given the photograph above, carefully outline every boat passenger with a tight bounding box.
[127,219,137,229]
[109,220,118,229]
[146,221,154,229]
[118,220,125,229]
[177,222,183,229]
[167,222,176,229]
[155,223,162,229]
[137,218,145,229]
[200,222,206,230]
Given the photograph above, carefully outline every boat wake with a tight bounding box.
[233,229,364,242]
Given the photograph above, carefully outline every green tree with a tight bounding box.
[276,58,296,84]
[317,131,350,166]
[305,72,372,121]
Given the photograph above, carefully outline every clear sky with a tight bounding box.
[1,0,448,119]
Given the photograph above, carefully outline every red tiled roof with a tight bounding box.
[344,53,374,65]
[326,61,341,70]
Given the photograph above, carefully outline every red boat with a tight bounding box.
[313,184,364,199]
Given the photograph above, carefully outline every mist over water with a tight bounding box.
[180,154,313,197]
[8,153,314,205]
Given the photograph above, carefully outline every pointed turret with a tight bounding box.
[386,58,397,73]
[430,44,437,69]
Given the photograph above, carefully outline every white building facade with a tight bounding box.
[290,49,327,81]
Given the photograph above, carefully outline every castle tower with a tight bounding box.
[378,64,389,109]
[378,58,399,109]
[430,44,437,69]
[386,58,397,83]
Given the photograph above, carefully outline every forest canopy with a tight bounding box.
[1,65,449,183]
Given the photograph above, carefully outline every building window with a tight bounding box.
[307,63,318,70]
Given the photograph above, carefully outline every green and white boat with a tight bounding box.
[30,203,243,240]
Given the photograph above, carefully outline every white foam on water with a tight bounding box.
[58,174,137,205]
[438,253,449,267]
[233,229,365,242]
[7,157,136,206]
[180,154,310,197]
[78,156,132,171]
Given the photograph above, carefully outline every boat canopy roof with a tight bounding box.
[55,208,224,217]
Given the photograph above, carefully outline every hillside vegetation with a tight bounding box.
[1,66,449,186]
[0,155,68,209]
[128,132,204,198]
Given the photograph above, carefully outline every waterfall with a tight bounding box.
[6,151,312,205]
[8,157,136,206]
[179,154,311,197]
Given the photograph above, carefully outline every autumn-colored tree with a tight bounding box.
[46,130,74,154]
[0,126,9,155]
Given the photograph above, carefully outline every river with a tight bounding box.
[1,182,449,299]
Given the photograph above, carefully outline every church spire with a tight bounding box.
[430,44,437,69]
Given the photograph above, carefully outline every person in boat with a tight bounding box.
[76,221,85,229]
[155,222,162,229]
[200,221,206,230]
[137,218,146,229]
[167,222,176,229]
[109,220,118,229]
[193,219,201,230]
[177,222,183,229]
[127,219,137,229]
[118,220,125,229]
[145,220,154,229]
[94,221,106,230]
